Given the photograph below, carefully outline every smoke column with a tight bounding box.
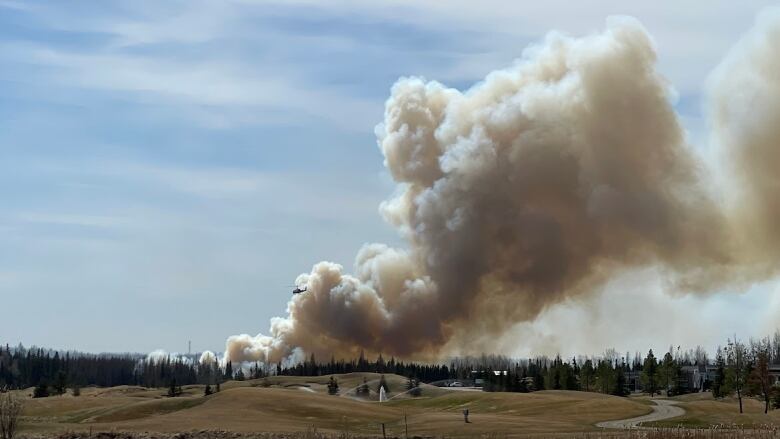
[224,13,780,364]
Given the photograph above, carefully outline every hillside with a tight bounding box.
[15,373,659,437]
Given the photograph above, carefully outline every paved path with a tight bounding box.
[596,399,685,429]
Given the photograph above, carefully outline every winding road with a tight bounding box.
[596,399,685,429]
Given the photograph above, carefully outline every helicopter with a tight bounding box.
[291,285,308,295]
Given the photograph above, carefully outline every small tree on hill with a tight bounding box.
[53,370,67,395]
[167,379,182,397]
[72,385,81,397]
[376,374,389,394]
[204,385,212,396]
[327,376,339,395]
[406,376,421,397]
[33,382,49,399]
[356,378,370,397]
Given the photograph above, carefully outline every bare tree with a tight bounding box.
[725,337,749,414]
[0,392,23,439]
[750,347,773,414]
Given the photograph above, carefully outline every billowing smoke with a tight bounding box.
[199,350,217,365]
[708,8,780,278]
[225,13,780,364]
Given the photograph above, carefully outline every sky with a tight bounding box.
[1,0,779,356]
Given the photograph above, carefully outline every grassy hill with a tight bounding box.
[25,373,768,437]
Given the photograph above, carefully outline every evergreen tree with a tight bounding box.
[580,360,594,392]
[596,360,614,394]
[551,359,562,390]
[356,378,370,397]
[406,376,421,397]
[327,376,339,395]
[53,370,67,395]
[204,384,212,396]
[224,361,233,381]
[660,352,680,395]
[376,374,388,393]
[641,350,659,396]
[516,375,529,393]
[564,363,579,390]
[612,363,628,396]
[712,349,727,398]
[33,381,49,398]
[533,366,545,391]
[167,379,180,397]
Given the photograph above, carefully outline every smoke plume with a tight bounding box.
[224,13,780,363]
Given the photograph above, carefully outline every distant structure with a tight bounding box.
[188,340,191,355]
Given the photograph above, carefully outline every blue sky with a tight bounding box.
[1,0,778,355]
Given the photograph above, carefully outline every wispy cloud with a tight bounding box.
[16,212,131,229]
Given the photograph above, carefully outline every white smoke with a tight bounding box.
[143,349,193,365]
[199,350,217,365]
[223,12,780,364]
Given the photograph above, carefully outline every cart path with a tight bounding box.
[596,399,685,429]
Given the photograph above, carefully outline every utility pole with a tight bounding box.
[188,340,191,355]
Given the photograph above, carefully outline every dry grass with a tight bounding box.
[14,374,780,438]
[14,426,780,439]
[643,395,780,429]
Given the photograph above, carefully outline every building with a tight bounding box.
[770,365,780,386]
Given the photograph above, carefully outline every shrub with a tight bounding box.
[327,377,339,395]
[32,382,49,399]
[771,387,780,410]
[0,392,23,439]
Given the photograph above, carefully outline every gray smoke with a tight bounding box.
[224,13,780,364]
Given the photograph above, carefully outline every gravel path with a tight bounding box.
[596,399,685,429]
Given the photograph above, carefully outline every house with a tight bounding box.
[770,365,780,386]
[679,365,706,393]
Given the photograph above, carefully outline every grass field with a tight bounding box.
[642,392,780,429]
[11,373,780,438]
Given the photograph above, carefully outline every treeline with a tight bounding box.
[277,349,655,396]
[2,330,779,413]
[277,351,454,383]
[0,345,141,390]
[277,331,780,413]
[0,345,222,392]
